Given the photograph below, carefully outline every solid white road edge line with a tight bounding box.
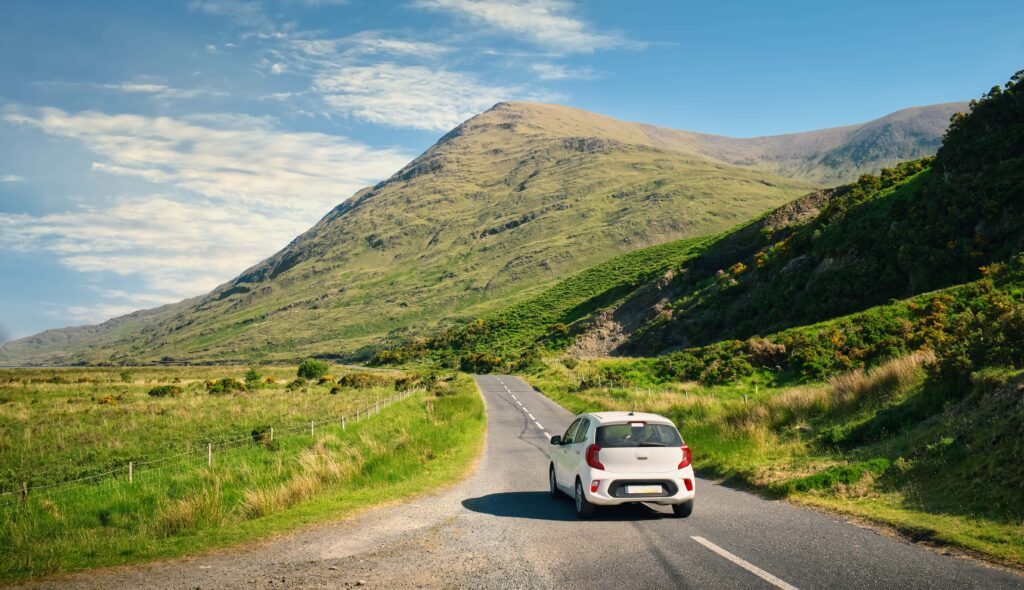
[691,537,798,590]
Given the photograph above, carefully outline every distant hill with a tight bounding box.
[0,100,966,365]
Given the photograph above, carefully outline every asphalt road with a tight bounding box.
[18,375,1024,589]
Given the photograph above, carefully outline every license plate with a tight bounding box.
[626,485,662,495]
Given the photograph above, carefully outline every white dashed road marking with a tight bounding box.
[691,537,799,590]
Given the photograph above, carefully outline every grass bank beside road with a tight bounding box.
[0,367,485,582]
[524,357,1024,568]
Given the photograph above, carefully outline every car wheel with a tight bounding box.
[574,478,595,518]
[672,499,694,518]
[549,465,561,498]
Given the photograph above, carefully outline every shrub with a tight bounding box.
[251,426,279,450]
[297,359,330,380]
[206,378,246,395]
[244,368,262,388]
[286,377,307,391]
[119,370,132,383]
[330,384,342,395]
[147,385,182,398]
[746,338,786,367]
[459,352,504,373]
[337,372,392,388]
[394,377,420,391]
[265,375,277,384]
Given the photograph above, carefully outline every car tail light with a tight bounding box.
[590,480,600,493]
[586,444,605,470]
[678,445,691,469]
[682,478,693,492]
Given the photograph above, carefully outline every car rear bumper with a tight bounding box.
[583,469,696,506]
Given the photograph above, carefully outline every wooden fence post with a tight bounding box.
[341,415,346,430]
[270,427,274,441]
[310,420,315,437]
[21,481,27,505]
[129,461,133,484]
[207,443,212,466]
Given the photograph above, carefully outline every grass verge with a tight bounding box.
[522,356,1024,567]
[0,370,485,583]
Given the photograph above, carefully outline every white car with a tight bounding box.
[549,411,695,518]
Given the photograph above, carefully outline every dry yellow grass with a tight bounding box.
[152,483,226,538]
[828,350,935,408]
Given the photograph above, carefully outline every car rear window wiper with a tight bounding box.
[638,443,666,447]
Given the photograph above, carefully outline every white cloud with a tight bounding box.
[312,63,528,131]
[270,62,286,74]
[1,196,313,319]
[338,31,451,58]
[189,0,273,30]
[0,174,26,183]
[99,82,221,100]
[530,62,595,80]
[0,107,416,326]
[414,0,632,54]
[4,107,411,217]
[57,303,156,325]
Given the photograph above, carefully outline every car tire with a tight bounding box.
[672,499,694,518]
[574,478,595,519]
[549,465,562,498]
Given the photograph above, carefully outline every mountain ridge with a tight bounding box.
[0,99,966,365]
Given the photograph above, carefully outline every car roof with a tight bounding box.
[580,411,675,426]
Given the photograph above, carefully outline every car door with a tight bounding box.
[554,419,581,487]
[568,418,591,478]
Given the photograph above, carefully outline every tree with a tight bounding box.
[297,358,329,380]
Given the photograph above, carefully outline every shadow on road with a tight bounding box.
[462,491,668,522]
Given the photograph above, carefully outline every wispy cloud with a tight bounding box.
[0,195,313,313]
[189,0,274,31]
[0,174,26,183]
[312,63,530,131]
[3,107,411,216]
[530,62,596,80]
[100,82,225,100]
[0,107,414,324]
[414,0,634,54]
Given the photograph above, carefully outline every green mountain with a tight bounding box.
[387,74,1021,374]
[0,100,965,365]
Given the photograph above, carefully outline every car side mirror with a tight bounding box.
[550,435,561,445]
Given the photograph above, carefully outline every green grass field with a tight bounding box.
[0,366,485,582]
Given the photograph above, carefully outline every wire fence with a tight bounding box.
[0,387,422,508]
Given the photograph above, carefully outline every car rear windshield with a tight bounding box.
[596,423,682,448]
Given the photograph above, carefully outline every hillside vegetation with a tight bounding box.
[387,72,1020,372]
[0,101,964,366]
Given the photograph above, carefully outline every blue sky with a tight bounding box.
[1,0,1021,341]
